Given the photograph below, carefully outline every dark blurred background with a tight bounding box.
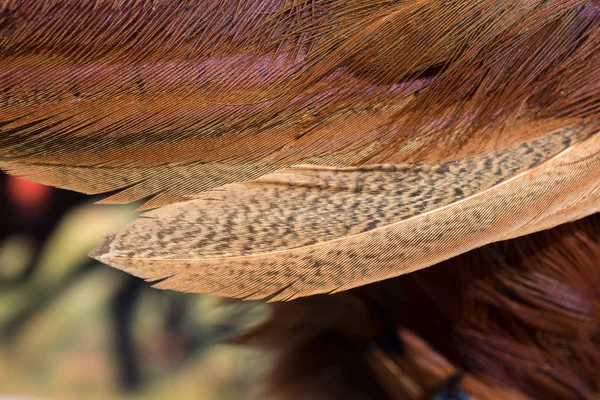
[0,173,267,399]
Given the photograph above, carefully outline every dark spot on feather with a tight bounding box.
[415,202,429,212]
[436,164,450,174]
[363,220,379,232]
[89,233,116,259]
[136,77,146,93]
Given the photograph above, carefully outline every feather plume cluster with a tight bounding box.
[2,0,599,300]
[1,1,600,398]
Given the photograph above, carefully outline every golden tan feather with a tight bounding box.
[91,126,600,300]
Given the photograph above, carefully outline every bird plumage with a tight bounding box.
[1,0,599,299]
[91,126,600,299]
[239,213,600,399]
[2,1,600,398]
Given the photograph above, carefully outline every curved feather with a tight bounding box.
[2,0,600,208]
[91,127,600,300]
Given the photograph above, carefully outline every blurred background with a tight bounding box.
[0,173,268,399]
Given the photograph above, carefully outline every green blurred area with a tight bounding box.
[0,201,268,399]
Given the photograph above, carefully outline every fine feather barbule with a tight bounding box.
[91,127,600,300]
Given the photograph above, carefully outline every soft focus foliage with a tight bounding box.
[0,187,266,399]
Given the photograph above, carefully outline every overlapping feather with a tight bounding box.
[1,0,600,299]
[91,125,600,299]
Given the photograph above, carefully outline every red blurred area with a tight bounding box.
[5,176,52,214]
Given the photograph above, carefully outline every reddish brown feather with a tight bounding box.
[2,1,600,207]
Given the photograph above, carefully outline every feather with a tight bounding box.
[238,214,600,399]
[2,0,600,206]
[90,125,600,300]
[2,0,600,299]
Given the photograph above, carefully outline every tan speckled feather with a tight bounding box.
[91,125,600,300]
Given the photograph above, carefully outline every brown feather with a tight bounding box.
[2,1,600,204]
[1,0,600,298]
